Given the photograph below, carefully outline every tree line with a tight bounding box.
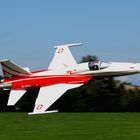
[0,55,140,112]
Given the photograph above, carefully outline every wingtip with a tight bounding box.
[28,110,58,115]
[54,43,83,49]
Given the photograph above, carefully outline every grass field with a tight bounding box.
[0,113,140,140]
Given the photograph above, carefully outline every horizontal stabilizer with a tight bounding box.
[23,67,31,73]
[7,90,26,106]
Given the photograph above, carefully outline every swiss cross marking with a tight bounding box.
[57,48,64,53]
[36,104,43,110]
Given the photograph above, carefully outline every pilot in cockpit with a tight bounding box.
[88,61,111,71]
[88,61,99,70]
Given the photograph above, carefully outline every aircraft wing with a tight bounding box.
[29,84,82,115]
[48,43,82,73]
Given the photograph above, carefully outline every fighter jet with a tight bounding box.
[0,43,140,115]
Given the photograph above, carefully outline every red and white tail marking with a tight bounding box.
[0,60,31,78]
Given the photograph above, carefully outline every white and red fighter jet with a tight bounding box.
[0,43,140,115]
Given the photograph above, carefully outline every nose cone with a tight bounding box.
[135,63,140,72]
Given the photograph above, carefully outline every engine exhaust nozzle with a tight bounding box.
[0,83,11,89]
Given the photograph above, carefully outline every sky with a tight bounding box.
[0,0,140,85]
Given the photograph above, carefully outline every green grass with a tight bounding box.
[0,113,140,140]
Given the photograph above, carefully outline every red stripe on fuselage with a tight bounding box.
[4,74,93,90]
[31,70,47,74]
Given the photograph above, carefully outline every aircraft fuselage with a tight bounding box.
[1,73,93,90]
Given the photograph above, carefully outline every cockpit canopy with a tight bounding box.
[88,61,111,71]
